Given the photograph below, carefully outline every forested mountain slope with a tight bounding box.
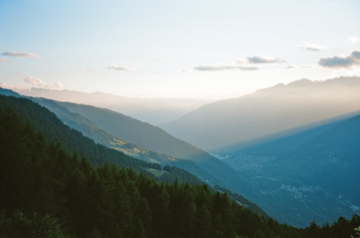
[0,95,197,184]
[34,99,247,200]
[1,96,359,238]
[52,100,214,161]
[0,93,268,216]
[32,97,235,192]
[33,98,183,165]
[0,88,198,166]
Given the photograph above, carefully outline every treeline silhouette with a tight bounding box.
[0,95,358,237]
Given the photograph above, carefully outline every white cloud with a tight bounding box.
[318,50,360,69]
[194,65,259,71]
[24,76,48,88]
[55,81,63,90]
[235,56,285,64]
[299,43,326,52]
[107,64,134,71]
[2,51,41,58]
[24,76,63,90]
[0,58,6,63]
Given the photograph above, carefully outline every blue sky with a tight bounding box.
[1,0,360,99]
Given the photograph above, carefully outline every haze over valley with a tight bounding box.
[18,88,209,125]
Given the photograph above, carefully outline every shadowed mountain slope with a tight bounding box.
[218,114,360,227]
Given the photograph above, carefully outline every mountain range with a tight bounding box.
[2,76,359,227]
[0,88,268,216]
[163,77,360,151]
[4,96,356,237]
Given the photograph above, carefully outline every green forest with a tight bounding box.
[0,95,359,238]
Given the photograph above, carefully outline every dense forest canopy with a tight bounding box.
[0,95,359,238]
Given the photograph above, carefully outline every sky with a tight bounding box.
[1,0,360,100]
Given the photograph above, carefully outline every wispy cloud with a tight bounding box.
[194,65,259,71]
[318,50,360,69]
[298,43,326,52]
[107,64,134,71]
[194,55,283,72]
[24,76,63,90]
[349,36,360,44]
[284,64,315,69]
[24,76,48,88]
[0,58,6,63]
[234,56,284,64]
[245,56,284,64]
[2,51,41,58]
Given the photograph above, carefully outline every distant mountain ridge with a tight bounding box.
[16,88,208,125]
[164,77,360,151]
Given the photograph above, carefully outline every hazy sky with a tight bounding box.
[1,0,360,99]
